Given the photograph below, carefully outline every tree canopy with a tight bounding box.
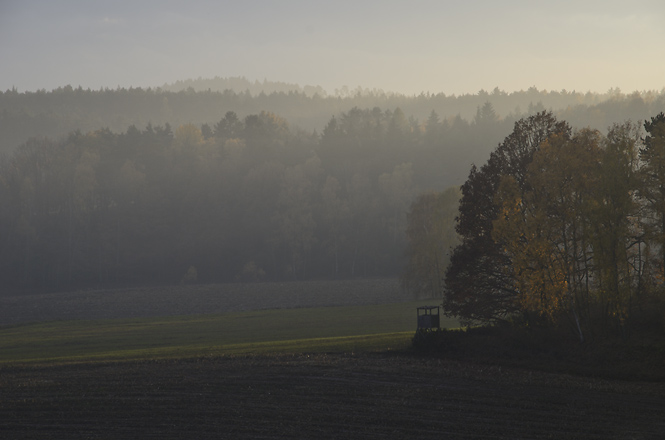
[444,111,665,340]
[0,106,471,292]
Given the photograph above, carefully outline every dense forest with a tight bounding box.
[2,80,665,302]
[0,105,477,292]
[2,79,665,156]
[444,111,665,340]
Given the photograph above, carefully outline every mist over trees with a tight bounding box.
[2,80,665,157]
[401,187,461,299]
[160,76,328,97]
[2,79,665,305]
[0,104,496,293]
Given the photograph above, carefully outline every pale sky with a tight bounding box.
[1,0,664,95]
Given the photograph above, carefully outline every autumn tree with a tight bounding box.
[589,122,644,336]
[173,123,204,150]
[444,111,571,323]
[492,122,651,339]
[493,129,603,340]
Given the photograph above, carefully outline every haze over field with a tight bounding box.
[2,0,664,95]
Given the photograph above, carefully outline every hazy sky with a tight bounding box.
[2,0,664,95]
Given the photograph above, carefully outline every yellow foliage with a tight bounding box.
[174,124,204,150]
[493,130,605,325]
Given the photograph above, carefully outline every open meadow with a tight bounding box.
[0,279,410,325]
[1,279,665,439]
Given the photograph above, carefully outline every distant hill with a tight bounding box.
[160,76,328,97]
[1,81,664,155]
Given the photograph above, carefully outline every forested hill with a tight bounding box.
[0,107,486,293]
[1,80,664,294]
[2,83,664,155]
[159,76,328,97]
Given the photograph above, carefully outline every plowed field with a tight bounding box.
[2,353,664,439]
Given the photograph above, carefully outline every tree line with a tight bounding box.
[443,111,665,340]
[2,82,664,157]
[0,105,481,293]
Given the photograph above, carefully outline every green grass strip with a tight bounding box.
[0,300,454,364]
[3,332,415,365]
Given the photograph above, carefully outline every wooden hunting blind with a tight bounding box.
[417,306,440,331]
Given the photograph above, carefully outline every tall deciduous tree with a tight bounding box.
[444,111,571,323]
[493,123,647,339]
[639,112,665,272]
[589,122,643,336]
[493,129,603,340]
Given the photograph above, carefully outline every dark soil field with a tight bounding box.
[2,353,665,439]
[3,280,665,439]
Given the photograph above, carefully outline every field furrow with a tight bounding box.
[2,353,664,439]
